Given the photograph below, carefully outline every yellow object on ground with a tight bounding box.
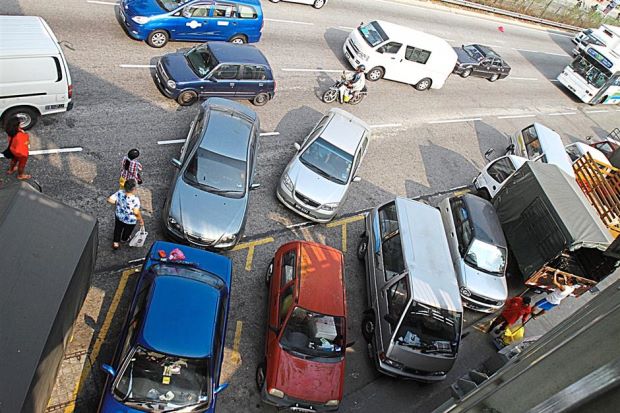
[502,325,525,345]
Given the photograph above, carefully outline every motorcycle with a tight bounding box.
[322,72,368,105]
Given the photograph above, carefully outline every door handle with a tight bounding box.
[390,57,396,60]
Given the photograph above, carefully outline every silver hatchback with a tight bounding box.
[276,108,370,223]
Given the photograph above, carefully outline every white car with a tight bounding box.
[269,0,327,9]
[473,154,527,199]
[565,142,611,166]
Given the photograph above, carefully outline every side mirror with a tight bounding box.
[293,142,301,151]
[100,363,116,377]
[484,148,495,160]
[214,382,229,394]
[170,158,182,168]
[268,325,279,334]
[346,341,356,348]
[377,46,385,54]
[250,183,261,190]
[352,176,362,182]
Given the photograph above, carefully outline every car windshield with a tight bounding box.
[185,45,219,78]
[184,148,246,197]
[358,21,388,47]
[395,301,461,357]
[570,56,610,89]
[280,307,345,360]
[149,264,226,289]
[464,238,507,275]
[463,44,485,61]
[113,346,211,412]
[157,0,185,12]
[299,138,353,185]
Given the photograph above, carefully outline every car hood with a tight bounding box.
[274,348,344,403]
[461,263,507,302]
[170,177,247,245]
[287,159,348,205]
[160,53,200,84]
[454,48,477,65]
[122,0,166,17]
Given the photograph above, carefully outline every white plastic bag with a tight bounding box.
[129,227,148,248]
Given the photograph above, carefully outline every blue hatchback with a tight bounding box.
[117,0,263,48]
[97,241,232,413]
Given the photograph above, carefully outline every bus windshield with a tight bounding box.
[570,55,610,89]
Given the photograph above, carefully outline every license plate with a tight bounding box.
[291,407,315,413]
[294,204,310,215]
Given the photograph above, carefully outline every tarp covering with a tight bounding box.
[0,182,98,413]
[492,162,614,279]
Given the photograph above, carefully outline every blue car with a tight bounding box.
[117,0,263,48]
[97,241,232,413]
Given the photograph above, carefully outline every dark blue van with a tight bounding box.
[154,41,275,106]
[117,0,263,48]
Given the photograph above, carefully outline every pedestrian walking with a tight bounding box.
[486,295,532,334]
[4,117,31,180]
[532,271,578,318]
[107,179,144,250]
[119,148,142,189]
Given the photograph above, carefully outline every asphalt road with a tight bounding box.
[3,0,619,412]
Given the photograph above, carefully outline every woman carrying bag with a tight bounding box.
[107,179,144,250]
[4,117,31,180]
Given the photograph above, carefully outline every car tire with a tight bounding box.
[357,236,368,261]
[313,0,326,8]
[265,259,274,286]
[366,66,384,81]
[362,313,375,342]
[147,30,169,48]
[414,77,432,91]
[322,89,338,103]
[255,362,266,391]
[252,93,269,106]
[488,74,499,82]
[2,106,39,130]
[229,35,247,44]
[176,90,198,106]
[460,69,472,78]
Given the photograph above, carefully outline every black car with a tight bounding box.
[452,44,511,82]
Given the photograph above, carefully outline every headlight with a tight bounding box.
[382,357,404,370]
[167,80,176,89]
[321,202,339,211]
[460,287,471,297]
[326,400,340,407]
[131,16,150,24]
[281,174,294,192]
[268,388,284,398]
[219,234,237,245]
[431,371,446,376]
[167,217,182,231]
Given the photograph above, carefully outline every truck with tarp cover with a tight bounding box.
[492,162,618,296]
[0,182,98,413]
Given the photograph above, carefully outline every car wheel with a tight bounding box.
[362,313,375,342]
[256,362,266,391]
[229,35,247,44]
[366,67,384,81]
[252,93,269,106]
[414,77,432,91]
[176,90,198,106]
[3,106,39,130]
[357,236,368,261]
[313,0,325,8]
[147,30,169,48]
[488,74,499,82]
[322,89,338,103]
[265,259,274,286]
[460,68,472,78]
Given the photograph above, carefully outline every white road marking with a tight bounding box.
[428,118,482,124]
[370,123,402,128]
[338,26,355,31]
[285,221,312,229]
[513,48,567,57]
[86,0,117,5]
[1,147,83,158]
[585,110,609,113]
[119,64,155,68]
[549,79,560,82]
[548,112,577,116]
[158,139,185,145]
[260,132,280,136]
[497,114,536,119]
[265,18,314,26]
[507,77,538,81]
[281,68,344,73]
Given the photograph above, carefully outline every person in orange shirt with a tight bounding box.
[5,117,31,180]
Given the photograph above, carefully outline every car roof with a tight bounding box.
[208,41,270,66]
[530,123,575,177]
[460,194,507,247]
[321,109,370,155]
[474,44,500,58]
[140,275,220,359]
[0,16,60,58]
[201,99,256,161]
[394,198,462,313]
[567,142,611,165]
[295,241,346,317]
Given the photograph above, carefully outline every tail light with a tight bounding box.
[68,84,73,99]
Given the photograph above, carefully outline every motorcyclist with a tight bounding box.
[339,65,366,103]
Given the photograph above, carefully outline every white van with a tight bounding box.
[0,16,73,130]
[343,20,457,91]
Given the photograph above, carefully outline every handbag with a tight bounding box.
[2,136,14,159]
[129,226,148,248]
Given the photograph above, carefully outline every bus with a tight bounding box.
[557,45,620,105]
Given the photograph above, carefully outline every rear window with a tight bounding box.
[0,57,59,83]
[237,5,257,19]
[241,64,268,80]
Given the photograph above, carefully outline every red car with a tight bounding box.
[257,241,347,411]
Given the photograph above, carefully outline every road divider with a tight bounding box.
[497,114,536,119]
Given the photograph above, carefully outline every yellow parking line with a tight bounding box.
[230,320,243,364]
[63,268,138,413]
[326,214,365,252]
[231,237,274,271]
[453,188,471,197]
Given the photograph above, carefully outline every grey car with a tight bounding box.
[276,108,370,223]
[438,193,508,313]
[162,97,260,249]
